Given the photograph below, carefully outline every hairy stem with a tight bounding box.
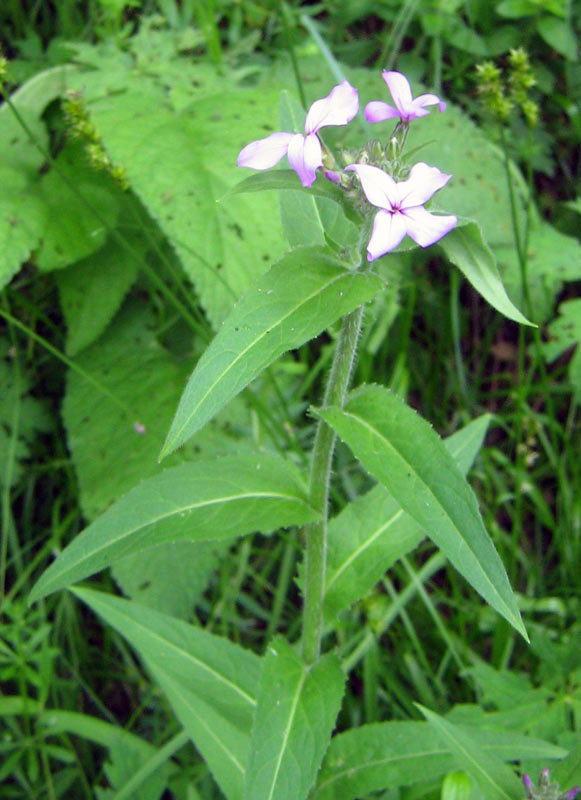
[302,303,365,665]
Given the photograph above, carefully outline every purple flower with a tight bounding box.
[345,162,457,260]
[523,775,534,794]
[365,71,446,124]
[237,80,359,188]
[563,789,580,800]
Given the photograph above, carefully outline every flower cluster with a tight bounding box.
[237,71,457,262]
[523,769,579,800]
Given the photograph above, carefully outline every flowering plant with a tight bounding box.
[238,71,458,258]
[31,68,539,800]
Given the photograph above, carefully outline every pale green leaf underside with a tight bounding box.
[324,414,491,621]
[317,385,527,639]
[314,719,565,800]
[30,450,317,603]
[441,221,532,326]
[161,250,382,458]
[244,637,345,800]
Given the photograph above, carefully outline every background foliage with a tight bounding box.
[1,0,580,798]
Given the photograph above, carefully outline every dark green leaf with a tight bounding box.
[30,449,317,602]
[418,705,523,800]
[72,587,261,800]
[161,251,382,458]
[244,637,345,800]
[317,385,527,639]
[324,415,491,620]
[314,719,564,800]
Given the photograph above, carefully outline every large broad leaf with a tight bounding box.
[314,719,566,800]
[72,587,261,800]
[0,107,48,290]
[70,73,289,328]
[112,539,228,619]
[0,340,50,491]
[60,300,255,617]
[34,142,121,272]
[316,384,527,640]
[61,300,245,521]
[244,637,345,800]
[323,414,491,621]
[541,298,581,402]
[418,705,523,800]
[440,221,532,325]
[55,212,143,355]
[29,449,317,603]
[161,250,382,458]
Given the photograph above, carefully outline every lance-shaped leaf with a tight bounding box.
[418,705,523,800]
[160,249,382,458]
[316,385,527,640]
[30,450,318,603]
[314,719,566,800]
[440,221,533,325]
[324,415,491,621]
[72,587,262,800]
[244,637,345,800]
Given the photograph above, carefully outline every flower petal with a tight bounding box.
[237,132,294,170]
[382,71,414,115]
[398,162,452,208]
[305,80,359,134]
[345,164,398,210]
[412,92,446,114]
[403,206,457,248]
[287,133,322,187]
[364,101,401,123]
[367,209,407,260]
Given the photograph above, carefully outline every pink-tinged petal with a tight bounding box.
[305,80,359,134]
[403,206,457,248]
[364,101,401,123]
[563,789,580,800]
[345,164,398,210]
[287,132,322,187]
[413,92,446,113]
[382,71,414,115]
[398,162,452,208]
[367,209,407,260]
[237,132,294,170]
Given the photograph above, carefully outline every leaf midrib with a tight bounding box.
[335,408,507,613]
[36,488,314,597]
[325,508,404,594]
[265,665,307,800]
[167,269,351,449]
[78,591,257,709]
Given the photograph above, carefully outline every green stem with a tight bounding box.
[302,304,365,665]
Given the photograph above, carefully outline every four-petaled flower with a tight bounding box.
[237,80,359,188]
[365,70,446,124]
[346,162,457,260]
